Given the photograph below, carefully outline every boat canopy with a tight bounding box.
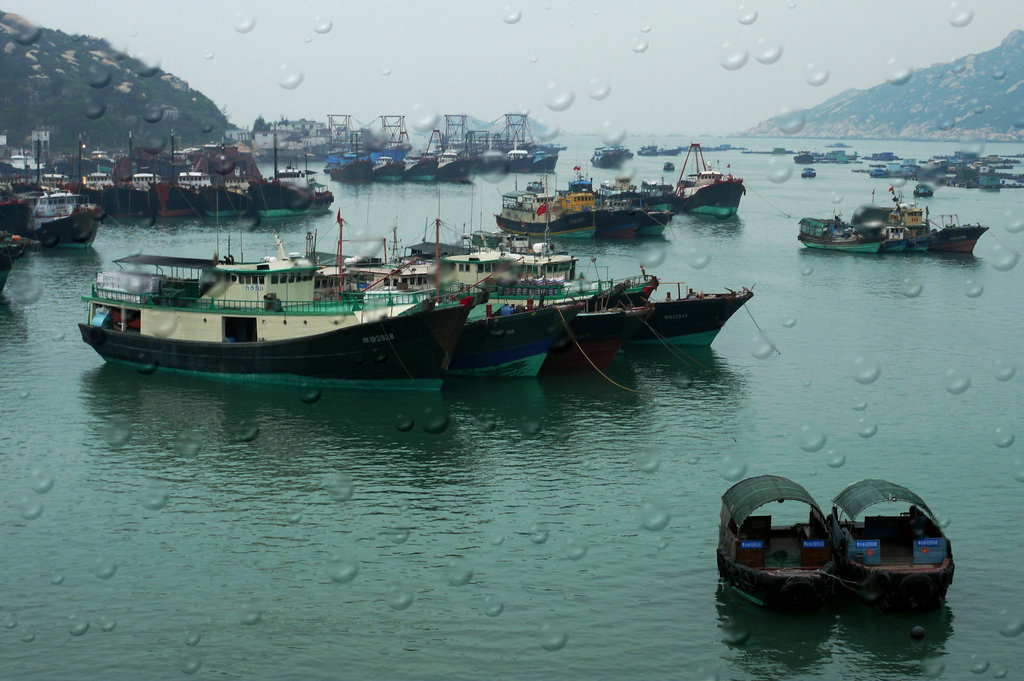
[114,254,216,269]
[832,479,936,522]
[721,475,823,526]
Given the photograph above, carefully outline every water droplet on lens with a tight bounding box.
[92,557,117,580]
[18,496,43,520]
[831,191,844,205]
[173,430,202,457]
[828,453,846,468]
[749,331,776,359]
[445,558,473,586]
[943,368,971,394]
[395,414,415,432]
[800,264,814,276]
[805,63,830,86]
[103,418,132,448]
[857,419,877,438]
[203,49,214,60]
[588,79,611,100]
[632,38,649,53]
[636,449,661,473]
[529,55,538,64]
[921,658,945,677]
[852,356,881,385]
[98,615,117,632]
[900,278,922,298]
[723,622,751,645]
[68,615,89,636]
[994,423,1015,448]
[381,522,411,544]
[421,406,450,434]
[776,108,807,135]
[181,652,203,675]
[6,274,42,305]
[766,156,792,183]
[277,64,304,90]
[184,629,202,646]
[783,318,797,328]
[885,59,913,85]
[539,623,568,651]
[314,16,333,34]
[640,501,671,531]
[139,479,169,510]
[948,2,973,26]
[503,6,522,23]
[565,538,588,561]
[328,553,359,584]
[753,38,782,65]
[3,614,17,629]
[380,65,391,76]
[999,617,1024,637]
[993,357,1016,381]
[51,572,64,585]
[86,64,111,89]
[14,21,40,45]
[20,630,35,642]
[639,241,666,267]
[798,424,827,452]
[599,121,627,146]
[239,602,262,625]
[992,67,1006,81]
[719,42,748,70]
[970,658,990,674]
[29,465,54,494]
[484,595,505,617]
[300,388,322,403]
[990,243,1020,271]
[325,472,354,501]
[233,12,256,33]
[529,522,549,544]
[737,5,758,24]
[386,583,415,611]
[964,279,983,298]
[545,83,575,111]
[720,453,747,481]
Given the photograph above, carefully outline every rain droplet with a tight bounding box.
[857,419,877,438]
[139,479,169,510]
[599,121,627,146]
[921,658,945,678]
[181,652,203,675]
[421,406,450,434]
[588,79,611,100]
[783,318,797,328]
[484,595,505,617]
[3,614,17,629]
[798,425,827,452]
[828,453,846,468]
[529,522,549,544]
[639,241,667,268]
[13,21,40,45]
[86,64,111,89]
[51,572,64,585]
[950,60,967,74]
[325,472,354,502]
[964,279,983,298]
[185,629,202,646]
[239,603,262,625]
[103,418,132,447]
[98,615,117,632]
[936,113,956,132]
[503,7,522,24]
[640,501,671,531]
[445,558,473,586]
[900,278,923,298]
[852,356,881,385]
[948,2,973,27]
[18,496,43,521]
[381,523,411,544]
[737,5,758,24]
[385,583,415,611]
[943,368,971,395]
[277,64,304,90]
[720,453,748,481]
[92,557,117,580]
[992,67,1007,81]
[993,358,1016,381]
[801,264,814,276]
[686,247,711,269]
[565,538,588,561]
[410,105,440,133]
[776,108,807,135]
[529,55,538,64]
[885,59,913,85]
[632,38,649,53]
[636,449,661,473]
[20,630,35,643]
[475,414,496,432]
[68,615,89,636]
[970,658,990,674]
[990,243,1020,271]
[994,423,1015,449]
[805,63,830,86]
[29,465,54,494]
[723,622,751,645]
[233,12,256,33]
[766,156,793,183]
[719,42,748,71]
[314,16,333,34]
[327,554,359,584]
[539,623,568,651]
[545,83,575,112]
[999,617,1024,637]
[831,191,844,205]
[173,430,202,458]
[748,331,776,359]
[6,274,42,305]
[203,49,215,60]
[753,38,782,65]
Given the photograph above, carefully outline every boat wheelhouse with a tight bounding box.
[717,475,836,611]
[829,479,954,611]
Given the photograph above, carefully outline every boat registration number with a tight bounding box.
[244,284,264,292]
[363,333,395,344]
[663,313,688,320]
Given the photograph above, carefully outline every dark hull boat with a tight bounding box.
[1,232,27,294]
[829,479,954,611]
[248,181,314,218]
[591,147,633,169]
[543,306,649,371]
[200,185,253,218]
[681,179,746,218]
[928,225,987,253]
[372,159,405,182]
[33,212,99,249]
[435,156,475,183]
[449,305,573,377]
[593,210,641,239]
[149,183,202,218]
[495,212,596,239]
[103,185,150,218]
[328,159,373,184]
[0,199,31,236]
[403,157,438,182]
[718,475,836,611]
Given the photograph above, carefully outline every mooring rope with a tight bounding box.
[555,305,638,392]
[747,185,793,218]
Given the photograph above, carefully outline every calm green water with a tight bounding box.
[2,136,1023,680]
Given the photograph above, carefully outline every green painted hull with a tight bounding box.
[205,209,244,218]
[103,357,444,390]
[801,241,882,253]
[447,353,547,378]
[627,329,721,347]
[688,205,738,219]
[256,208,312,219]
[405,176,436,182]
[635,224,666,237]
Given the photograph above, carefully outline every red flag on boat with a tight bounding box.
[889,187,895,193]
[536,203,548,216]
[336,208,342,224]
[573,165,581,171]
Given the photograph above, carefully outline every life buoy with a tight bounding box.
[780,577,819,610]
[899,574,936,607]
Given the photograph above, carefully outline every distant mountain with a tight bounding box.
[0,11,228,152]
[742,30,1024,141]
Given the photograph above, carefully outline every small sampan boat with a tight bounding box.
[828,479,954,611]
[717,475,836,611]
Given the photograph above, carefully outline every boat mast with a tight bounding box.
[127,130,133,179]
[77,133,83,188]
[273,125,278,179]
[434,217,441,304]
[169,131,175,181]
[336,208,344,296]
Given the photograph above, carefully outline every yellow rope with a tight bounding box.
[555,305,638,393]
[637,313,712,371]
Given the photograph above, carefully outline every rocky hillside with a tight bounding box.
[743,30,1024,141]
[0,11,228,152]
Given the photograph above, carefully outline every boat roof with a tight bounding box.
[721,475,823,525]
[406,241,475,257]
[832,479,936,522]
[114,254,215,269]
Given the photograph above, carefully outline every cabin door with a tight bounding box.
[224,316,257,342]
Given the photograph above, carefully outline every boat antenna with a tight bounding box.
[336,208,345,296]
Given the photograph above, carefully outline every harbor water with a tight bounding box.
[2,136,1023,680]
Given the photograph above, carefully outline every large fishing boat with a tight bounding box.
[79,238,472,389]
[798,217,884,253]
[371,155,405,182]
[674,143,746,218]
[591,146,633,169]
[22,191,101,249]
[435,149,475,183]
[829,479,954,611]
[495,184,596,239]
[327,153,373,183]
[1,231,28,294]
[717,475,837,611]
[200,176,253,218]
[403,154,438,182]
[250,167,333,218]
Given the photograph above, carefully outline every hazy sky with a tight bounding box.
[4,1,1022,137]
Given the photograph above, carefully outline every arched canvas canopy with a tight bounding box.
[832,479,935,522]
[721,475,824,526]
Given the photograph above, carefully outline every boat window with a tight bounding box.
[271,275,279,284]
[231,275,237,282]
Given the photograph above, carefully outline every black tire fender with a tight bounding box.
[899,574,936,606]
[781,577,819,610]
